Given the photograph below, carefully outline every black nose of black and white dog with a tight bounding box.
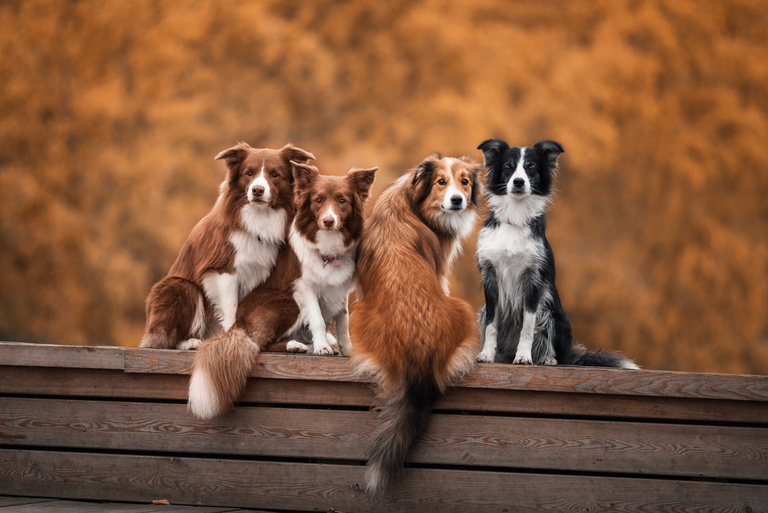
[450,194,464,208]
[512,177,526,189]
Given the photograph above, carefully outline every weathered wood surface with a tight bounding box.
[2,397,766,480]
[0,497,271,512]
[3,365,767,423]
[1,450,766,513]
[1,341,767,512]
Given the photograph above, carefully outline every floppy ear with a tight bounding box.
[281,144,315,165]
[291,161,320,192]
[215,142,252,170]
[533,140,565,169]
[412,158,436,186]
[347,167,377,203]
[477,139,509,166]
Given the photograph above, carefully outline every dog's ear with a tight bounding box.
[347,167,377,203]
[533,140,565,170]
[215,142,252,170]
[291,160,319,191]
[412,158,436,186]
[281,144,315,166]
[477,139,509,167]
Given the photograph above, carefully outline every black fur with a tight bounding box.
[476,138,637,369]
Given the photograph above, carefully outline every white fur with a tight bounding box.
[202,206,286,333]
[477,323,497,363]
[487,193,550,227]
[190,293,206,338]
[287,222,358,355]
[513,310,537,364]
[509,147,531,195]
[247,166,271,203]
[188,368,221,419]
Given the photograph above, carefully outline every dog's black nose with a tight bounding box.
[450,194,463,206]
[512,178,526,189]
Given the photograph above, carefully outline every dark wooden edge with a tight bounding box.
[2,342,768,402]
[1,450,766,513]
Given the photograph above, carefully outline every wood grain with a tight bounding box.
[0,497,55,507]
[0,342,124,370]
[2,397,766,480]
[121,346,768,402]
[1,450,766,513]
[3,366,768,424]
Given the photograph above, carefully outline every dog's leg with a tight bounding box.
[513,270,541,365]
[334,296,351,356]
[294,282,334,355]
[477,263,499,363]
[202,272,239,332]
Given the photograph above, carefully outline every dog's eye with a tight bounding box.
[315,197,322,203]
[246,171,253,176]
[271,172,279,178]
[461,178,469,186]
[437,179,446,185]
[339,198,346,204]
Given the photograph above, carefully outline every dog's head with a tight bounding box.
[291,162,377,244]
[215,142,315,211]
[410,154,481,237]
[477,139,564,199]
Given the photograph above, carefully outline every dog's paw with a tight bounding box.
[313,344,335,356]
[476,352,495,363]
[286,341,309,353]
[176,338,203,350]
[541,356,558,366]
[512,354,533,365]
[325,333,340,354]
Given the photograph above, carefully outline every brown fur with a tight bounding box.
[350,154,482,492]
[141,143,313,349]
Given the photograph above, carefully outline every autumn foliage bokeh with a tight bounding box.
[1,1,767,374]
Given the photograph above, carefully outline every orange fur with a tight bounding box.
[350,154,482,492]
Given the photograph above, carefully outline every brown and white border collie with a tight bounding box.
[350,154,482,493]
[140,142,314,350]
[188,162,376,419]
[283,162,377,355]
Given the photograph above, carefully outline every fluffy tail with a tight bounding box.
[188,327,259,419]
[365,378,440,494]
[566,343,640,370]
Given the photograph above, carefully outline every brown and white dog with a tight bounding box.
[140,142,314,350]
[350,154,482,493]
[188,162,376,419]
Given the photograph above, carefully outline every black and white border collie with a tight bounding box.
[475,139,638,369]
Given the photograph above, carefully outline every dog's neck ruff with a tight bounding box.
[487,193,549,228]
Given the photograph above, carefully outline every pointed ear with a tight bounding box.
[347,167,377,203]
[281,144,315,165]
[215,142,251,170]
[477,139,509,166]
[533,140,565,169]
[291,161,319,191]
[412,158,436,186]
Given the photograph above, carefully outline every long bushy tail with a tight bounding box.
[566,343,640,370]
[364,378,439,494]
[188,327,259,419]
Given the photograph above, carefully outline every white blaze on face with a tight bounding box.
[507,147,531,195]
[321,203,340,230]
[441,158,466,210]
[247,164,271,203]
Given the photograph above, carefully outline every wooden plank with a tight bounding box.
[0,342,124,370]
[2,398,766,480]
[1,450,766,513]
[0,500,242,512]
[0,497,55,507]
[3,366,768,424]
[123,348,768,402]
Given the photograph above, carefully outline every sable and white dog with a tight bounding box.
[476,138,638,369]
[140,142,314,350]
[351,154,482,493]
[283,161,377,356]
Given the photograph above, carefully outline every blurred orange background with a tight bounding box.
[1,0,766,374]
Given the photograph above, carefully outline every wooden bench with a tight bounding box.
[1,341,766,512]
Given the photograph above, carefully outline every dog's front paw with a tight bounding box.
[313,344,335,356]
[286,341,309,353]
[476,351,495,363]
[512,354,533,365]
[541,356,558,366]
[325,333,340,354]
[176,338,203,350]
